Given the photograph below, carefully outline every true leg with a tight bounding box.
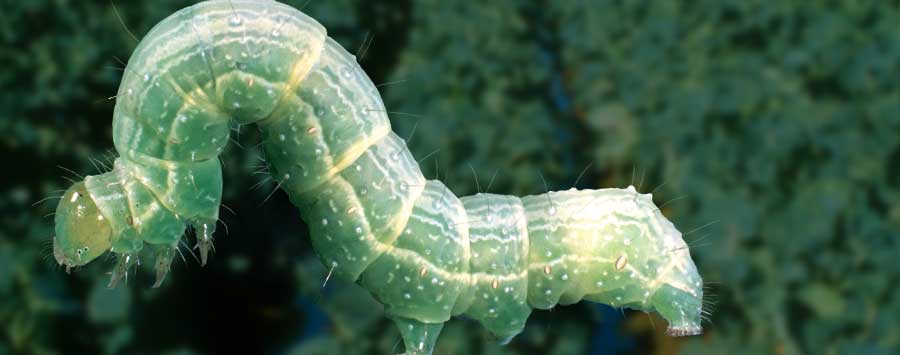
[151,244,178,288]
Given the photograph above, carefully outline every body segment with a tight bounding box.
[458,194,531,343]
[52,1,704,353]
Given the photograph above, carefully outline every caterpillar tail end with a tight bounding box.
[651,283,704,338]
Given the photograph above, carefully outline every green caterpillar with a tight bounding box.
[51,1,704,353]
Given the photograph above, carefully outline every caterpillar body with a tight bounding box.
[51,1,704,353]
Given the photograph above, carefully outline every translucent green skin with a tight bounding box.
[52,1,704,353]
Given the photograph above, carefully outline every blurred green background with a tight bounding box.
[2,0,899,354]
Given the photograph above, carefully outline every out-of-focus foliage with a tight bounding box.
[1,0,898,355]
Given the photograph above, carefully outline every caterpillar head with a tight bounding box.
[53,181,112,271]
